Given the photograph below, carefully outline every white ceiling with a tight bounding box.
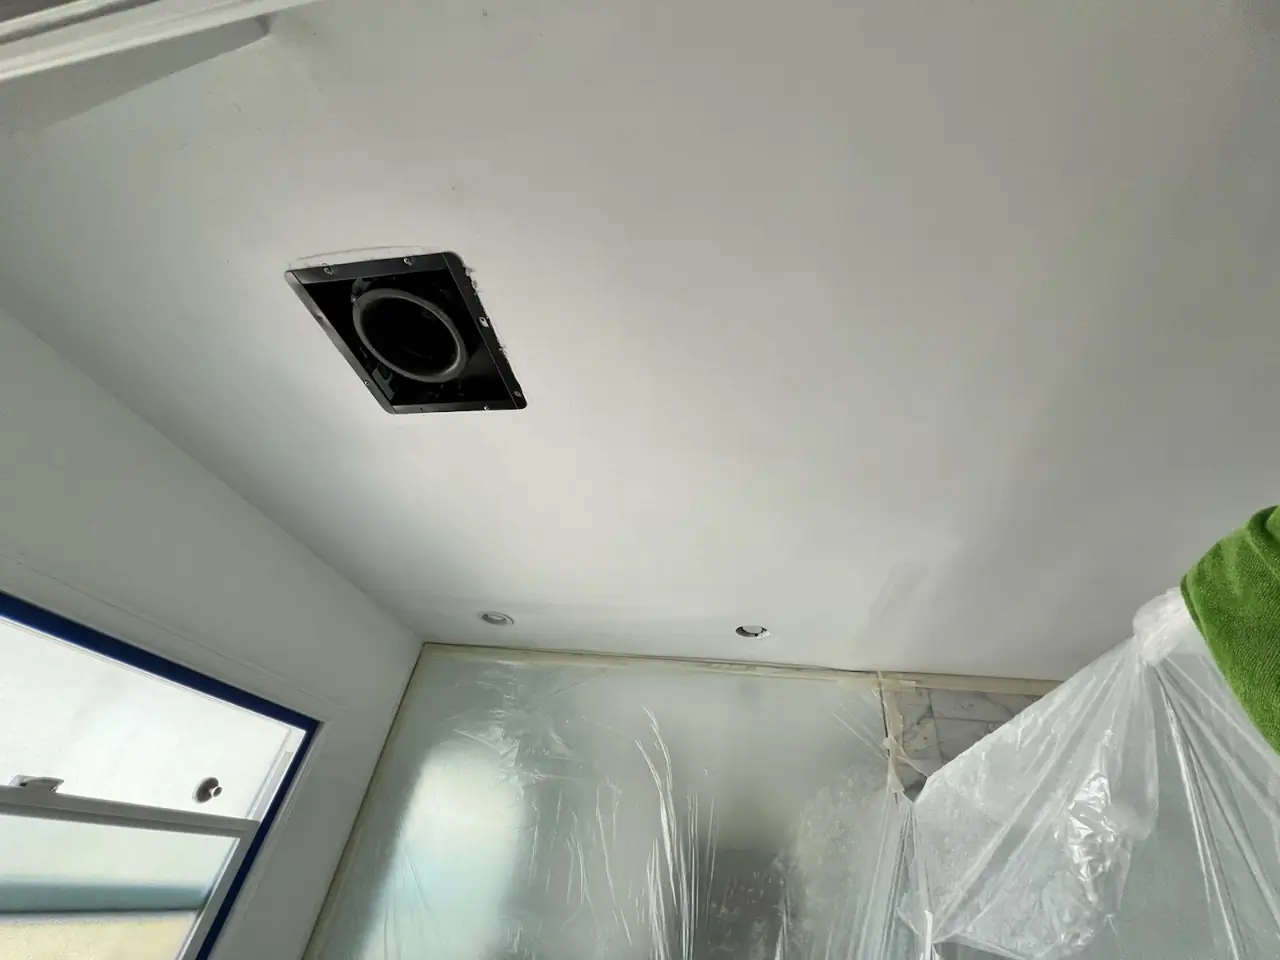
[1,0,1279,678]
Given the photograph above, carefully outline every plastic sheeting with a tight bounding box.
[308,590,1280,959]
[307,653,913,959]
[913,589,1280,959]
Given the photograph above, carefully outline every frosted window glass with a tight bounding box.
[0,913,196,960]
[0,616,302,817]
[0,813,235,913]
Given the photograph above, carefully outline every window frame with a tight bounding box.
[0,589,319,960]
[0,782,257,959]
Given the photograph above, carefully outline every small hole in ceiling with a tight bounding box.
[480,611,514,626]
[736,625,769,639]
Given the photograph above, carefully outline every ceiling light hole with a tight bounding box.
[193,777,222,803]
[736,624,769,639]
[353,289,468,383]
[480,611,514,627]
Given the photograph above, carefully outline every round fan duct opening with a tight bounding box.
[352,289,468,384]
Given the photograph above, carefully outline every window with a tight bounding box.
[0,592,316,960]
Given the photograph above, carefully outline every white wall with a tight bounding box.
[0,305,422,958]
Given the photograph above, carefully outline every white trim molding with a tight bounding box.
[0,0,313,81]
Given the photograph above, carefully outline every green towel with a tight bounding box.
[1182,506,1280,754]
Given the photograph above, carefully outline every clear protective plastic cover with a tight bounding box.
[309,590,1280,960]
[912,589,1280,959]
[307,653,912,959]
